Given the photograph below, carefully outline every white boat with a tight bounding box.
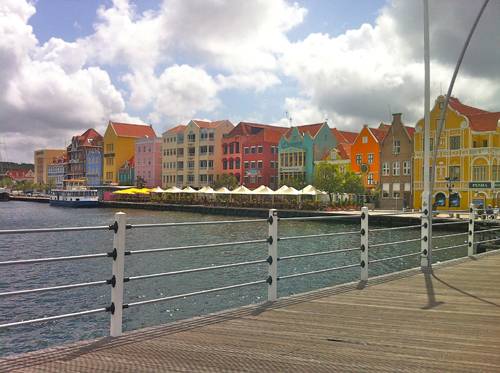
[49,188,99,207]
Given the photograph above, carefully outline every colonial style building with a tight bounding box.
[413,96,500,210]
[135,137,162,187]
[350,124,390,190]
[34,149,66,184]
[5,169,34,183]
[278,122,336,186]
[66,128,103,186]
[161,120,234,188]
[118,156,135,185]
[379,113,415,209]
[47,154,67,189]
[102,121,156,185]
[221,122,287,189]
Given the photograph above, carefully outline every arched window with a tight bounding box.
[434,192,446,207]
[449,192,460,208]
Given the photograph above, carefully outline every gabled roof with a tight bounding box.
[191,119,233,129]
[284,122,326,139]
[447,97,500,132]
[72,128,103,147]
[110,121,156,138]
[225,122,288,142]
[331,128,358,144]
[165,124,186,134]
[337,143,352,160]
[405,126,415,138]
[370,127,389,143]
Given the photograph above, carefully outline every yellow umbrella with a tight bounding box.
[113,188,136,195]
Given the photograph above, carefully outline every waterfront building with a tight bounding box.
[278,122,336,186]
[221,122,287,189]
[66,129,103,187]
[118,156,135,185]
[379,113,415,209]
[413,96,500,210]
[135,137,162,187]
[34,149,66,184]
[102,121,156,185]
[47,154,67,189]
[350,123,390,190]
[5,169,34,183]
[161,120,234,188]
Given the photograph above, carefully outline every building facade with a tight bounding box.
[413,96,500,210]
[118,156,135,185]
[34,149,66,184]
[66,128,103,187]
[379,113,415,209]
[221,122,287,189]
[350,124,389,190]
[102,121,156,185]
[135,137,162,187]
[161,120,234,188]
[278,123,336,186]
[47,154,67,189]
[5,169,34,183]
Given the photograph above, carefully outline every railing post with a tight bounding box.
[267,209,278,301]
[360,206,368,281]
[468,204,475,256]
[420,191,431,267]
[110,212,126,337]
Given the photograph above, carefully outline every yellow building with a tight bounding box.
[414,96,500,210]
[34,149,66,184]
[102,121,156,185]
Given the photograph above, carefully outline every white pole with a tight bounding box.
[468,204,475,256]
[267,209,278,301]
[421,0,432,268]
[110,212,126,337]
[360,206,369,281]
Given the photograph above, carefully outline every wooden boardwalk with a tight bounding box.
[2,252,500,372]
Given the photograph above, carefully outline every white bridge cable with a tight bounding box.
[277,263,359,280]
[278,247,359,261]
[128,259,268,281]
[432,243,468,253]
[432,221,468,226]
[369,224,422,232]
[476,238,500,244]
[278,231,359,241]
[130,218,267,229]
[0,252,109,266]
[128,238,268,255]
[0,280,108,297]
[126,279,267,308]
[0,226,110,235]
[433,232,468,239]
[369,251,421,264]
[279,215,360,221]
[0,307,107,329]
[369,237,421,248]
[475,228,500,234]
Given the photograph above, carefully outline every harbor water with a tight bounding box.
[0,201,468,356]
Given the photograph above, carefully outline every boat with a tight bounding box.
[0,188,9,201]
[49,188,99,207]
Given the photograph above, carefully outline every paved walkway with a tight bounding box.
[2,252,500,372]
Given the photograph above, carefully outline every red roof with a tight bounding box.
[370,127,389,142]
[166,124,186,134]
[285,123,325,139]
[72,128,103,147]
[448,97,500,132]
[192,119,233,129]
[337,143,352,160]
[331,128,358,144]
[225,122,288,143]
[405,126,416,138]
[110,121,156,138]
[6,169,34,180]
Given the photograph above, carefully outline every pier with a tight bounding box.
[0,208,499,372]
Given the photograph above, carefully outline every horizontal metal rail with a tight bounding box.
[369,251,420,264]
[128,238,267,255]
[128,259,267,281]
[126,279,267,308]
[0,280,108,297]
[432,243,467,253]
[279,215,360,221]
[369,237,421,248]
[0,307,107,329]
[476,238,500,244]
[278,247,359,261]
[432,221,467,226]
[278,263,358,280]
[369,224,422,232]
[433,232,468,239]
[475,228,500,234]
[0,252,109,266]
[0,226,110,235]
[130,219,267,229]
[279,231,359,241]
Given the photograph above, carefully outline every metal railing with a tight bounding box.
[0,205,497,341]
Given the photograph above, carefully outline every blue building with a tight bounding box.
[278,122,336,185]
[118,156,135,186]
[85,149,102,186]
[66,128,103,186]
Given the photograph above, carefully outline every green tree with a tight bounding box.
[212,174,239,190]
[136,176,146,188]
[313,162,342,203]
[285,175,307,190]
[0,177,14,188]
[340,171,364,195]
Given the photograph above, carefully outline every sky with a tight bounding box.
[1,0,499,163]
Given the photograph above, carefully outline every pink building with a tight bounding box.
[135,137,162,187]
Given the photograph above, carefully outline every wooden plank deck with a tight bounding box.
[2,252,500,372]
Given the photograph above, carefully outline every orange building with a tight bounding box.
[350,124,390,189]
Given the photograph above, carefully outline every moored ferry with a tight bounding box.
[49,189,99,207]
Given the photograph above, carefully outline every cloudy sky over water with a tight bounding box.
[1,0,499,163]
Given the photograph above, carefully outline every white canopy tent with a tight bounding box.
[164,186,182,193]
[231,185,252,194]
[182,186,197,193]
[215,187,231,194]
[150,186,165,193]
[198,186,215,194]
[252,185,275,194]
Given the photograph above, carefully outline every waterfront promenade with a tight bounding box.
[2,251,499,372]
